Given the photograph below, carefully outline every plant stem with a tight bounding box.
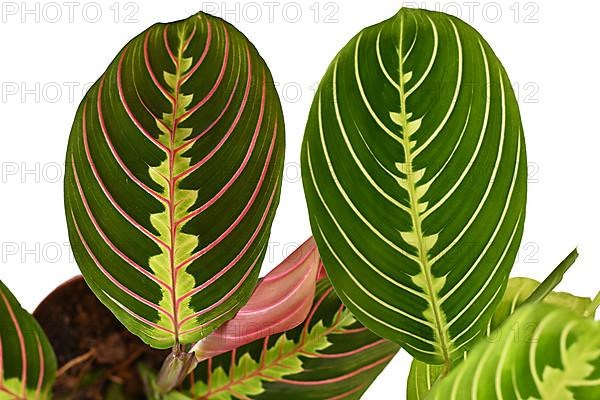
[439,360,452,379]
[522,248,579,305]
[156,344,196,393]
[584,291,600,318]
[56,348,96,378]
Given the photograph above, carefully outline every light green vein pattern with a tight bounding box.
[302,7,527,365]
[407,277,593,399]
[427,303,600,399]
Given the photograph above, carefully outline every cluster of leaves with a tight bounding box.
[1,6,599,400]
[301,6,600,399]
[409,275,596,398]
[160,279,399,400]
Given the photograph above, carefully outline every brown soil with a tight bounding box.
[33,276,169,399]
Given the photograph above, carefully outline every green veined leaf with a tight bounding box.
[301,7,527,366]
[488,277,591,332]
[426,303,600,399]
[64,11,285,349]
[178,279,400,399]
[0,280,57,399]
[407,277,592,399]
[407,363,444,400]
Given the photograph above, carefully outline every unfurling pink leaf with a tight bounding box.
[191,237,322,361]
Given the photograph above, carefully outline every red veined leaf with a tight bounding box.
[156,238,322,392]
[64,11,285,350]
[0,280,56,399]
[175,279,400,399]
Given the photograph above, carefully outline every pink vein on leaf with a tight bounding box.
[117,47,170,152]
[0,289,27,397]
[177,21,227,123]
[277,355,394,386]
[174,68,241,154]
[70,156,171,291]
[34,334,44,399]
[97,76,168,204]
[175,105,275,272]
[143,29,174,102]
[174,45,254,183]
[175,69,266,228]
[178,179,280,336]
[70,211,176,329]
[181,20,211,85]
[80,103,170,250]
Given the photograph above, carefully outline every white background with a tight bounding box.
[1,0,599,397]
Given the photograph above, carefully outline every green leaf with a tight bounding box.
[301,6,527,366]
[426,303,600,399]
[407,277,591,399]
[64,11,285,349]
[489,277,590,332]
[407,362,444,400]
[585,292,600,319]
[105,383,127,400]
[521,248,578,306]
[0,280,57,399]
[178,279,400,399]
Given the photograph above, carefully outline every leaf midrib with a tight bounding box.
[167,29,189,345]
[397,12,452,370]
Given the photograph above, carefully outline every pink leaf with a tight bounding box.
[192,237,322,361]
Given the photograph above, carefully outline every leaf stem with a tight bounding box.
[584,291,600,318]
[522,248,579,305]
[439,361,452,379]
[156,344,196,393]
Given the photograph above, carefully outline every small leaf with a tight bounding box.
[177,279,400,399]
[0,280,57,399]
[407,362,444,400]
[521,248,578,305]
[407,277,591,399]
[192,238,322,361]
[585,291,600,319]
[427,303,600,399]
[488,277,590,332]
[156,350,196,394]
